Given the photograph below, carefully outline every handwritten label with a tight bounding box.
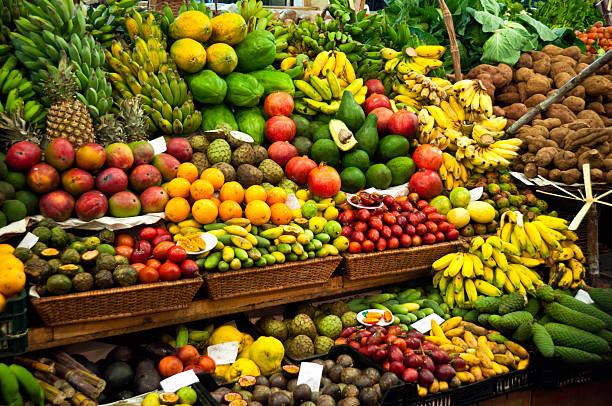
[285,193,301,210]
[469,187,483,202]
[410,313,445,334]
[510,172,534,186]
[296,362,323,392]
[17,232,39,249]
[149,137,167,155]
[207,341,239,365]
[575,289,594,304]
[160,369,199,392]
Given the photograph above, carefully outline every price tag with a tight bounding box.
[575,289,594,304]
[410,313,445,334]
[149,137,167,155]
[17,232,39,249]
[285,193,301,210]
[515,211,524,227]
[510,172,534,186]
[207,341,239,365]
[469,187,483,202]
[160,370,199,392]
[296,362,323,392]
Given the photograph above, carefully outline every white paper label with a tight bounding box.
[296,362,324,392]
[285,193,301,210]
[149,137,167,155]
[469,187,483,202]
[510,171,535,185]
[575,289,594,304]
[17,232,39,249]
[410,313,445,334]
[160,369,199,392]
[515,211,524,227]
[207,341,239,365]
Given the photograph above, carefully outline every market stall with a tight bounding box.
[0,0,611,405]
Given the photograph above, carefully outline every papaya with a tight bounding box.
[205,43,238,76]
[248,70,295,96]
[186,70,227,104]
[201,104,238,131]
[336,90,365,132]
[209,13,247,45]
[236,108,266,145]
[169,10,212,42]
[170,38,206,73]
[224,72,264,107]
[354,113,379,157]
[234,31,276,72]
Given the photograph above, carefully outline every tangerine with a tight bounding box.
[177,162,199,183]
[218,200,243,221]
[219,181,244,203]
[192,199,218,224]
[245,185,267,203]
[270,203,292,225]
[165,197,191,222]
[190,179,214,200]
[201,168,224,190]
[266,187,287,205]
[168,178,192,198]
[244,200,271,226]
[210,196,221,207]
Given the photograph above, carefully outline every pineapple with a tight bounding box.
[42,56,95,148]
[0,109,43,149]
[95,97,148,146]
[96,114,126,145]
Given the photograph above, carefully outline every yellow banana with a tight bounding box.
[433,252,458,270]
[461,253,474,278]
[311,51,329,77]
[475,280,502,296]
[415,45,446,59]
[445,252,464,277]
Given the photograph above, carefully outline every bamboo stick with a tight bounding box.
[438,0,462,80]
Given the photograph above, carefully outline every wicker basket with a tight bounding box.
[203,256,342,300]
[341,241,462,280]
[31,277,203,327]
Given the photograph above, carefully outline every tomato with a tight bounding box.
[159,261,181,281]
[139,227,157,241]
[146,258,162,270]
[153,241,175,261]
[115,245,134,258]
[167,245,187,263]
[138,266,159,283]
[197,356,216,373]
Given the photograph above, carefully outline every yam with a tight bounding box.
[554,72,572,88]
[553,150,577,170]
[561,46,581,61]
[538,167,549,178]
[493,106,506,117]
[591,168,604,182]
[575,63,589,73]
[561,168,581,184]
[579,54,595,64]
[521,153,537,164]
[535,147,558,167]
[578,149,604,169]
[495,64,514,88]
[587,102,605,115]
[505,103,528,120]
[500,84,518,94]
[564,128,612,151]
[567,85,585,99]
[583,75,612,97]
[516,53,533,69]
[526,74,551,96]
[561,96,585,113]
[542,45,564,56]
[496,92,521,105]
[518,125,549,140]
[467,65,499,81]
[551,55,577,69]
[606,170,612,184]
[526,138,558,153]
[513,162,525,172]
[533,118,562,130]
[597,64,610,75]
[517,82,527,102]
[515,67,534,82]
[550,127,570,146]
[530,51,550,62]
[544,103,577,124]
[576,146,591,158]
[597,142,611,156]
[525,94,547,108]
[604,158,612,171]
[524,162,537,178]
[576,110,605,128]
[566,121,590,131]
[533,58,551,76]
[550,62,575,78]
[549,168,562,182]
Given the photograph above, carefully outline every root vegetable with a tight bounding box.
[564,128,612,151]
[561,46,581,61]
[587,102,606,115]
[576,109,605,128]
[561,168,581,184]
[607,170,612,183]
[545,104,577,124]
[553,150,577,170]
[549,168,562,181]
[575,63,589,73]
[533,58,551,75]
[598,142,611,156]
[516,53,533,69]
[550,62,575,78]
[551,55,577,69]
[531,50,551,62]
[604,159,612,170]
[518,125,549,140]
[533,118,562,130]
[567,85,585,98]
[526,74,551,96]
[576,146,591,158]
[517,82,527,102]
[525,94,547,108]
[542,44,564,56]
[505,103,528,120]
[583,76,612,97]
[578,149,604,169]
[521,152,536,163]
[524,162,537,178]
[538,167,549,177]
[515,67,534,82]
[513,161,525,172]
[497,92,521,105]
[496,63,514,88]
[579,54,595,64]
[591,168,604,182]
[493,106,506,116]
[535,147,558,167]
[554,72,572,88]
[550,127,570,146]
[562,96,585,113]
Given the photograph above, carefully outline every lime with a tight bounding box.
[323,220,342,238]
[301,200,318,218]
[449,187,471,208]
[429,195,452,215]
[177,387,197,405]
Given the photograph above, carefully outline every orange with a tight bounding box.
[165,197,191,222]
[201,167,225,190]
[190,179,214,200]
[0,244,14,255]
[0,293,5,313]
[245,200,271,225]
[266,187,287,205]
[219,181,244,203]
[245,185,268,203]
[192,199,219,224]
[0,256,25,297]
[270,203,292,225]
[168,177,191,198]
[218,200,243,221]
[210,196,221,207]
[177,162,199,183]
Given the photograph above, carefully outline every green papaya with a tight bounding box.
[186,70,227,104]
[201,104,238,131]
[224,72,264,107]
[236,107,265,145]
[248,69,295,96]
[234,31,276,72]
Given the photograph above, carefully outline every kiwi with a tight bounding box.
[328,365,344,383]
[321,383,341,401]
[340,367,360,385]
[293,383,312,403]
[335,354,354,368]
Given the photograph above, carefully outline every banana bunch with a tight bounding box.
[498,212,586,290]
[160,0,212,39]
[0,56,46,124]
[270,22,292,61]
[0,0,26,64]
[449,79,493,117]
[279,54,310,79]
[438,152,469,191]
[87,0,144,47]
[292,51,362,116]
[432,234,545,308]
[237,0,273,32]
[380,45,445,76]
[393,71,452,109]
[327,0,393,47]
[10,1,111,121]
[106,12,201,135]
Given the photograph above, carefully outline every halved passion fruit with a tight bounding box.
[58,264,81,278]
[224,393,243,403]
[282,225,302,236]
[228,400,247,406]
[159,392,179,405]
[81,250,99,265]
[282,364,300,377]
[40,248,60,259]
[238,375,256,388]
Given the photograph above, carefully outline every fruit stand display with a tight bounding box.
[0,0,611,405]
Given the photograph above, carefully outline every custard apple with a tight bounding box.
[316,315,342,339]
[207,139,231,164]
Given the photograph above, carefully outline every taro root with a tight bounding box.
[549,168,562,182]
[504,103,528,120]
[524,163,537,178]
[562,96,585,113]
[554,72,572,88]
[544,104,576,124]
[515,67,534,82]
[553,150,577,171]
[576,109,605,128]
[533,58,551,76]
[542,44,564,56]
[591,168,604,182]
[526,74,551,96]
[525,94,547,108]
[516,53,533,69]
[535,147,558,167]
[561,168,581,184]
[583,75,612,97]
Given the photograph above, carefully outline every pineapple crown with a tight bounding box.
[95,97,148,144]
[0,109,43,148]
[41,53,79,103]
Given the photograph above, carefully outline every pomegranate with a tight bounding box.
[265,115,296,142]
[369,107,393,134]
[267,141,298,168]
[364,94,391,115]
[388,109,418,138]
[409,169,443,199]
[413,144,443,170]
[365,79,385,97]
[285,155,316,185]
[307,163,341,198]
[264,91,294,117]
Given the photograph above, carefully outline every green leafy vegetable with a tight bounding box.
[516,14,558,42]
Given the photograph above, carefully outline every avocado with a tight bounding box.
[310,139,340,167]
[329,119,357,151]
[312,124,332,142]
[72,272,94,292]
[113,265,138,287]
[341,149,370,172]
[386,156,416,186]
[95,270,114,289]
[103,361,134,392]
[291,114,312,139]
[336,90,365,132]
[291,136,313,156]
[366,164,392,189]
[46,273,72,295]
[97,253,117,271]
[61,248,81,265]
[377,134,410,162]
[2,199,27,222]
[354,113,379,157]
[50,226,68,249]
[15,190,38,215]
[32,226,51,243]
[340,167,366,193]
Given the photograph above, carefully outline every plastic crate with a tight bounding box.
[0,289,27,357]
[534,353,612,389]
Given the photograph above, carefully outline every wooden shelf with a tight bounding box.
[28,269,429,351]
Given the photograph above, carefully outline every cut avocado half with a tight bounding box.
[329,119,358,151]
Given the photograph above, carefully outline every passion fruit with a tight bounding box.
[238,375,257,388]
[282,364,300,378]
[159,392,179,405]
[40,247,60,259]
[224,393,243,403]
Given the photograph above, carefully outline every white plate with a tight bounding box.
[357,309,393,327]
[346,193,384,210]
[180,232,218,255]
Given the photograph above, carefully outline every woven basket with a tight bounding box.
[203,256,342,300]
[148,0,182,13]
[31,277,203,327]
[341,241,462,280]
